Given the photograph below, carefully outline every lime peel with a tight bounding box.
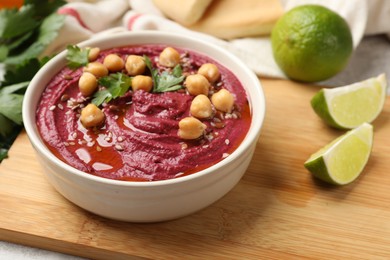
[271,4,353,82]
[311,74,387,129]
[304,123,373,185]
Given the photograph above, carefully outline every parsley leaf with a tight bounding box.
[2,58,40,86]
[0,116,21,160]
[172,63,183,77]
[0,148,9,161]
[25,0,66,18]
[144,55,159,89]
[0,148,8,161]
[66,45,90,69]
[0,81,29,125]
[0,116,22,160]
[92,89,112,107]
[0,0,66,163]
[144,55,185,93]
[0,5,39,40]
[0,45,8,61]
[92,73,132,106]
[4,13,66,65]
[0,114,14,137]
[155,70,184,92]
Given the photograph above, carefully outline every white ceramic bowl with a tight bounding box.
[23,31,265,222]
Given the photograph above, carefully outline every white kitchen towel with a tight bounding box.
[45,0,390,80]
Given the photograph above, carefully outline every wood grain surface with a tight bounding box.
[1,78,390,259]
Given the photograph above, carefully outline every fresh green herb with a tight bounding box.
[2,58,41,86]
[24,0,66,18]
[0,82,29,125]
[0,120,21,161]
[66,45,90,69]
[0,0,66,162]
[144,55,185,93]
[0,149,7,161]
[0,114,15,138]
[0,5,39,41]
[1,12,66,66]
[144,55,158,88]
[0,82,29,161]
[92,73,132,106]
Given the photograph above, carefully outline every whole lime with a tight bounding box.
[271,5,353,82]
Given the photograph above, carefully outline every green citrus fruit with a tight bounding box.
[311,74,387,129]
[271,4,353,82]
[304,123,373,185]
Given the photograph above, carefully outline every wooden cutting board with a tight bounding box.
[1,78,390,259]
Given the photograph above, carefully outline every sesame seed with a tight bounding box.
[222,153,229,158]
[61,94,70,102]
[175,172,184,177]
[71,104,80,110]
[225,139,230,145]
[225,113,233,119]
[181,143,188,150]
[57,103,64,110]
[115,144,124,151]
[214,122,225,129]
[117,136,124,142]
[96,146,102,152]
[49,105,56,111]
[233,111,241,118]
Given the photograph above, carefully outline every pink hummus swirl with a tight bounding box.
[36,45,251,181]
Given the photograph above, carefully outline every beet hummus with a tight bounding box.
[36,44,251,181]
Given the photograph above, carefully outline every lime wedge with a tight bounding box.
[304,123,373,185]
[311,74,387,129]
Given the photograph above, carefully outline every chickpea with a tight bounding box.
[178,117,206,140]
[125,55,146,76]
[78,72,98,97]
[190,94,213,119]
[211,89,235,113]
[198,63,220,83]
[80,103,105,128]
[87,47,100,62]
[103,53,125,72]
[159,47,180,67]
[131,75,153,92]
[83,62,108,78]
[184,74,210,96]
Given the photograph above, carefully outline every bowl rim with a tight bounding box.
[23,31,266,187]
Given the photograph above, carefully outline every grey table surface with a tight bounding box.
[0,34,389,260]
